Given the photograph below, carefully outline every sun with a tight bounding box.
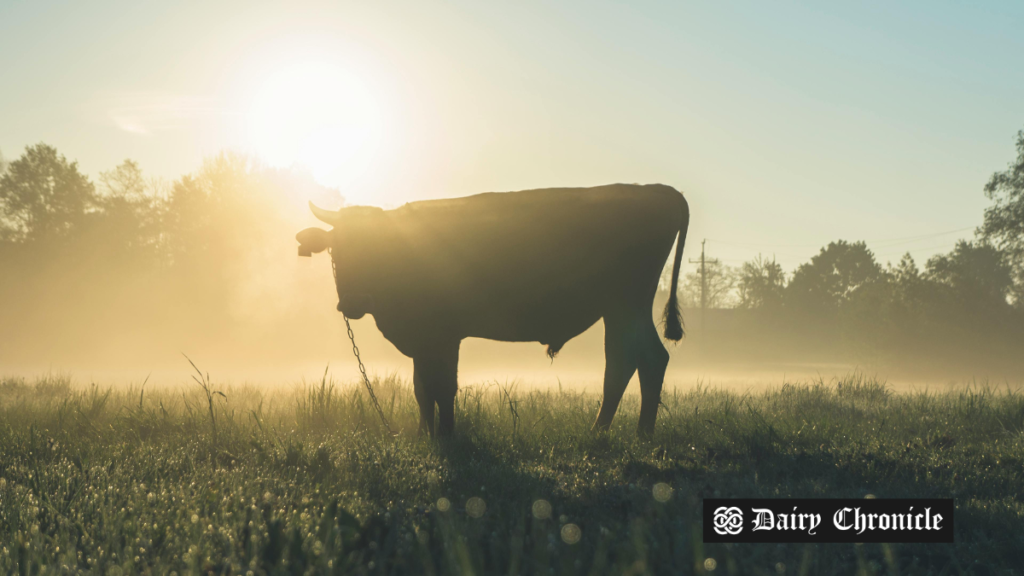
[245,60,382,188]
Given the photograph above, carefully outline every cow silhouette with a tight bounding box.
[296,183,689,437]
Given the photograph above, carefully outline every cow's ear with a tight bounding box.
[296,227,331,257]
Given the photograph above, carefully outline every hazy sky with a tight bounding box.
[2,0,1022,272]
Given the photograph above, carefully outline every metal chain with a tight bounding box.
[331,248,394,435]
[343,314,394,435]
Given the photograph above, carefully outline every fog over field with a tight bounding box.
[1,149,1021,391]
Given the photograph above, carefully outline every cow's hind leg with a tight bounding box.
[413,339,461,437]
[636,320,669,438]
[592,315,639,432]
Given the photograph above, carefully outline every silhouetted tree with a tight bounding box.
[680,260,737,308]
[0,144,96,242]
[926,240,1014,314]
[161,153,283,266]
[786,240,881,317]
[885,253,931,350]
[0,150,9,243]
[737,255,785,309]
[93,159,164,259]
[980,128,1024,304]
[887,253,932,335]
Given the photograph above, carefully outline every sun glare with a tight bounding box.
[245,60,382,188]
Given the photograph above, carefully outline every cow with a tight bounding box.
[296,183,689,437]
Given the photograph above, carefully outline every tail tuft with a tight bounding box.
[663,293,684,341]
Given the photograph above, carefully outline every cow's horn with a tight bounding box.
[309,202,341,226]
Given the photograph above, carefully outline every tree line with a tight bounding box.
[0,144,341,365]
[1,130,1022,374]
[673,129,1024,373]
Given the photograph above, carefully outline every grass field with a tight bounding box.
[1,371,1022,575]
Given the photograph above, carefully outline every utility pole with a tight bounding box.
[688,239,719,338]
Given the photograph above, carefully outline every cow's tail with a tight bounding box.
[663,193,690,341]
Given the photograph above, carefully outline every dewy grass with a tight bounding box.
[1,372,1022,574]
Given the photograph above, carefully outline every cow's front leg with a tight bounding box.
[413,366,435,436]
[413,339,461,437]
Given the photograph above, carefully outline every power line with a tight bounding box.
[715,257,756,263]
[695,240,969,266]
[705,239,822,248]
[705,225,976,250]
[870,226,976,248]
[874,240,969,260]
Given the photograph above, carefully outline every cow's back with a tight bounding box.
[371,184,684,345]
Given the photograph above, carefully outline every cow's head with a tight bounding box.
[297,202,383,319]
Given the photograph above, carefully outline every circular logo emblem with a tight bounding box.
[713,506,744,535]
